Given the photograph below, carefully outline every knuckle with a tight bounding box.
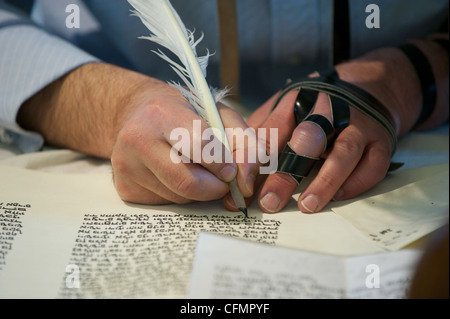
[111,152,130,177]
[348,173,370,193]
[316,170,340,190]
[110,162,133,200]
[147,97,167,117]
[112,178,134,202]
[140,98,170,130]
[117,122,144,150]
[173,175,198,198]
[370,146,391,168]
[333,135,363,155]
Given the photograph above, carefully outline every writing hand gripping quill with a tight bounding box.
[128,0,247,217]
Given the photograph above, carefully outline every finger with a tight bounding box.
[257,121,327,213]
[332,141,391,200]
[218,104,261,197]
[222,90,299,211]
[162,106,239,184]
[256,93,333,213]
[143,139,230,201]
[257,90,298,153]
[297,126,366,213]
[112,170,174,205]
[246,92,279,129]
[112,143,194,204]
[223,173,268,211]
[141,98,238,184]
[251,90,298,197]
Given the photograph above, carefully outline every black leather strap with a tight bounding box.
[276,72,351,183]
[277,143,320,184]
[272,72,398,155]
[319,71,397,137]
[398,43,437,127]
[273,69,401,183]
[293,89,318,124]
[432,38,449,54]
[329,95,350,136]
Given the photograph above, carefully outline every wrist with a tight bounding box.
[18,63,165,158]
[335,48,422,137]
[404,37,449,131]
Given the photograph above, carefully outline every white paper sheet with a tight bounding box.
[188,232,422,299]
[0,165,382,298]
[332,164,449,250]
[0,162,447,298]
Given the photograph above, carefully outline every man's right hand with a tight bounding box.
[17,62,258,205]
[110,83,258,205]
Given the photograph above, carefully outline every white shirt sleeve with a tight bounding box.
[0,4,99,152]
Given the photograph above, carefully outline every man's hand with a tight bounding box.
[246,90,394,214]
[17,62,258,205]
[224,37,448,213]
[111,89,258,205]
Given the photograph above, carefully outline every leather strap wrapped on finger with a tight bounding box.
[273,69,402,184]
[272,70,398,154]
[277,143,320,184]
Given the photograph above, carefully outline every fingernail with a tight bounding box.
[219,165,237,182]
[300,194,319,213]
[259,192,281,213]
[333,188,345,201]
[246,173,256,195]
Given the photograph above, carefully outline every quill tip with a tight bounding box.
[239,207,248,218]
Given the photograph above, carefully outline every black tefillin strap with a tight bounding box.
[272,70,401,184]
[432,38,449,54]
[398,43,437,128]
[398,38,449,128]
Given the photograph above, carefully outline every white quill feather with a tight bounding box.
[128,0,230,148]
